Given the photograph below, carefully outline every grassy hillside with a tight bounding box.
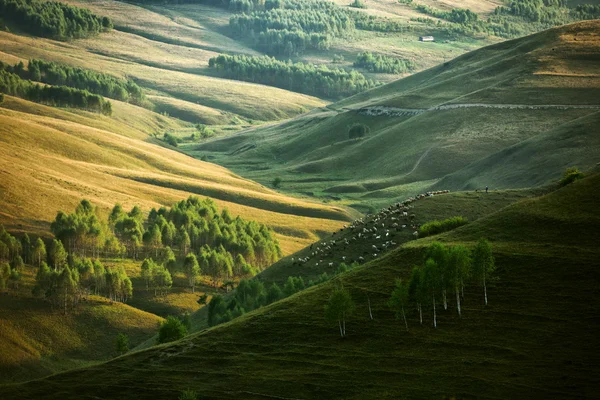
[2,172,597,399]
[193,20,600,210]
[0,267,163,384]
[0,96,353,255]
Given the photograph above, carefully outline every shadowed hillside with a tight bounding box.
[2,171,597,399]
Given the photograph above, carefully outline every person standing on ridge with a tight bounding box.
[485,186,488,193]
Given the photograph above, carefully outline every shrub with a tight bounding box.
[115,333,129,355]
[419,216,468,238]
[163,133,179,147]
[179,389,198,400]
[348,123,370,139]
[560,167,584,187]
[157,316,187,344]
[272,177,282,188]
[350,0,367,9]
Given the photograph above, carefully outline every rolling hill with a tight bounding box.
[0,95,353,255]
[193,20,600,211]
[1,168,597,399]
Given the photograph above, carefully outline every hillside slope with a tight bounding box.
[194,20,600,209]
[0,96,352,254]
[3,173,598,399]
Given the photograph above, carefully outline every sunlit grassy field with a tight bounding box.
[0,96,352,254]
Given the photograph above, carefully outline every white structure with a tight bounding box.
[419,36,435,42]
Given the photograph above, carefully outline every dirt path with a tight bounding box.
[355,103,600,117]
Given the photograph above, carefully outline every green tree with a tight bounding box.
[32,238,46,267]
[472,238,495,305]
[157,316,187,344]
[20,233,31,265]
[179,389,198,400]
[116,333,129,355]
[267,282,283,304]
[389,279,410,331]
[324,287,355,337]
[0,262,10,292]
[184,253,201,293]
[448,245,471,316]
[423,258,440,328]
[49,239,67,270]
[272,177,282,188]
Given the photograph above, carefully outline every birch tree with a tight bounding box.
[425,242,449,310]
[389,279,409,331]
[408,266,425,325]
[184,253,201,293]
[324,287,355,337]
[423,258,440,328]
[448,245,471,317]
[472,238,495,305]
[32,238,46,267]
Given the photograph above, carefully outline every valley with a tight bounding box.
[0,0,598,397]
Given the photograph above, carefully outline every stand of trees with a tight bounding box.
[389,240,495,330]
[32,257,132,314]
[21,59,145,105]
[208,54,379,99]
[51,197,281,290]
[419,216,468,238]
[0,66,113,115]
[353,52,416,74]
[0,0,112,40]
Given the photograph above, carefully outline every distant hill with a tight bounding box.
[194,20,600,211]
[2,170,597,399]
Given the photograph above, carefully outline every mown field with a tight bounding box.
[1,168,597,400]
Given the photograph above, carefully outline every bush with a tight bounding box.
[560,167,584,187]
[115,333,129,355]
[348,123,370,139]
[157,316,187,344]
[272,177,282,188]
[163,133,179,147]
[419,216,468,238]
[349,0,367,9]
[179,389,198,400]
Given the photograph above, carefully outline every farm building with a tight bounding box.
[419,36,435,42]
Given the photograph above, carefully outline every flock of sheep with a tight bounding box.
[291,190,450,268]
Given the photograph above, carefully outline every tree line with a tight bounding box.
[353,52,416,74]
[208,54,379,99]
[0,0,112,40]
[322,239,496,337]
[14,59,145,106]
[208,262,357,326]
[0,66,112,115]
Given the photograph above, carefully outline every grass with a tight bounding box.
[0,267,163,385]
[194,21,600,210]
[2,171,598,399]
[0,95,352,255]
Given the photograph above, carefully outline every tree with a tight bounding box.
[140,258,154,290]
[267,283,283,304]
[472,238,495,305]
[423,258,440,328]
[408,266,424,325]
[184,254,201,293]
[348,123,370,139]
[389,279,409,331]
[20,234,31,265]
[324,287,355,337]
[272,177,282,188]
[11,255,24,272]
[157,316,188,344]
[32,238,46,267]
[448,245,471,316]
[0,262,10,293]
[425,242,449,310]
[49,239,67,270]
[116,333,129,355]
